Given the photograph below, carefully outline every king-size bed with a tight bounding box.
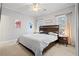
[18,25,59,56]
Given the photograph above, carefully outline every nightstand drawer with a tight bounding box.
[58,36,68,46]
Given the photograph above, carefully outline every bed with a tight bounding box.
[18,25,59,56]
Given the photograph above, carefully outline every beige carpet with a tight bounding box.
[0,43,75,56]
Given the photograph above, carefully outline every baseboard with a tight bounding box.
[0,39,17,47]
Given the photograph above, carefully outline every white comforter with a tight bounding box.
[18,33,58,56]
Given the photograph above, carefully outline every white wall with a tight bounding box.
[0,7,35,42]
[75,3,79,56]
[36,5,75,46]
[36,6,75,31]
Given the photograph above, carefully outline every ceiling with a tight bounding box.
[2,3,75,17]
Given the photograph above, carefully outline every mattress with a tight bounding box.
[18,33,58,56]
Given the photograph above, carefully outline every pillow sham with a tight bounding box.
[48,32,58,36]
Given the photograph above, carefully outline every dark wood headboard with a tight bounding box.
[39,25,59,34]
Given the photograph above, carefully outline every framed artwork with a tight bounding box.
[15,20,21,28]
[29,22,32,29]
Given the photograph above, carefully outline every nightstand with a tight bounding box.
[58,35,68,46]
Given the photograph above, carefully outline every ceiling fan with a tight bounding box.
[32,3,47,12]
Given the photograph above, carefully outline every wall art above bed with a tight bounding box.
[15,20,21,28]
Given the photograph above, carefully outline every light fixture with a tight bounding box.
[32,3,39,12]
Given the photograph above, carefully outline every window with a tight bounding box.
[56,15,67,36]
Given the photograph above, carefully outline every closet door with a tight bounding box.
[0,3,2,21]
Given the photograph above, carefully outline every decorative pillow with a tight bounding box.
[39,31,44,32]
[48,32,58,36]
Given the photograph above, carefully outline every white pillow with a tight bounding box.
[48,32,58,36]
[39,31,43,32]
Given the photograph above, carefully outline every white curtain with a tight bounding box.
[65,12,72,44]
[56,13,73,45]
